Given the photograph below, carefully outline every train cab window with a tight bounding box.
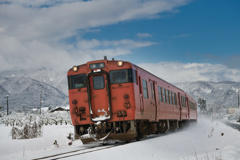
[93,76,105,90]
[142,79,148,98]
[110,69,135,84]
[162,88,166,103]
[133,70,137,84]
[68,74,86,89]
[158,86,163,102]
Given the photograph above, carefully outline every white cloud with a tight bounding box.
[171,34,191,38]
[0,0,189,72]
[76,39,155,50]
[137,33,152,39]
[0,0,189,41]
[138,62,240,83]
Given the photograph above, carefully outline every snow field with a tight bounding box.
[0,116,240,160]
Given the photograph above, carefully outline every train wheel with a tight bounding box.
[158,120,170,134]
[136,121,142,141]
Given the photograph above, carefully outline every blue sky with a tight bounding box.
[0,0,240,82]
[82,0,240,65]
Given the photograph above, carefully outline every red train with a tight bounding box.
[67,57,197,143]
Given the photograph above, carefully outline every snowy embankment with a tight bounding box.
[0,116,240,160]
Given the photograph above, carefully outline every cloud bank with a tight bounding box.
[138,62,240,83]
[0,0,189,72]
[1,0,239,83]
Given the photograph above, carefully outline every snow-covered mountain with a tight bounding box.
[175,81,240,108]
[0,69,68,111]
[1,69,239,112]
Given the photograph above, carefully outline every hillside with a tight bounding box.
[1,69,239,112]
[175,81,240,108]
[0,70,68,111]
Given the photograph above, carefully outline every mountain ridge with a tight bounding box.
[1,69,239,112]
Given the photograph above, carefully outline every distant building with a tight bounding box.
[228,107,237,115]
[49,107,70,113]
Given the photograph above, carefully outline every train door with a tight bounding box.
[139,76,144,114]
[178,92,182,120]
[186,97,190,120]
[87,72,112,122]
[150,80,157,121]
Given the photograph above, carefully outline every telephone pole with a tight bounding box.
[7,95,9,115]
[40,92,42,114]
[238,90,239,108]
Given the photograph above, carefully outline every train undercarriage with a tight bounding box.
[74,119,196,144]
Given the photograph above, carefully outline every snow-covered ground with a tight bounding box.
[0,116,240,160]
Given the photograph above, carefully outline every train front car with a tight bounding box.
[67,59,137,143]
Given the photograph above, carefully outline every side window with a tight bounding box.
[158,86,163,102]
[181,96,183,107]
[166,90,169,103]
[169,91,173,104]
[184,96,186,107]
[133,70,137,84]
[173,93,177,105]
[162,88,166,103]
[189,101,196,111]
[142,79,148,98]
[181,96,186,107]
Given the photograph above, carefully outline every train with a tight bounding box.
[67,57,197,143]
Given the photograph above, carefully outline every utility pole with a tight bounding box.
[7,95,9,115]
[238,90,239,108]
[40,92,42,114]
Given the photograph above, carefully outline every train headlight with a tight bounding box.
[72,66,78,72]
[117,61,123,67]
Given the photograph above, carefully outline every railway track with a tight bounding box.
[32,141,126,160]
[32,127,182,160]
[223,120,240,131]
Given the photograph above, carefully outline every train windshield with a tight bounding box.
[109,69,135,84]
[68,74,87,89]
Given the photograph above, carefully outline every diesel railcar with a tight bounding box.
[67,57,197,143]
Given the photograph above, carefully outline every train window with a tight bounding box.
[89,63,105,69]
[68,74,86,89]
[182,96,184,107]
[158,86,163,102]
[189,101,196,110]
[181,96,186,107]
[169,91,173,104]
[184,96,186,107]
[110,69,134,84]
[133,70,137,84]
[173,93,177,105]
[166,90,169,103]
[142,79,148,98]
[93,76,105,90]
[162,88,166,103]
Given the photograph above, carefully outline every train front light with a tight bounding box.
[117,61,123,67]
[72,66,78,72]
